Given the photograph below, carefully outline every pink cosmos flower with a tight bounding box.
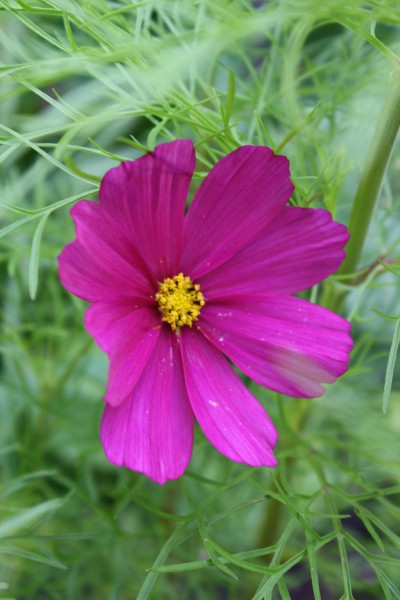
[58,140,353,484]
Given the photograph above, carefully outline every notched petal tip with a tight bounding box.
[100,432,185,485]
[182,144,295,279]
[99,138,195,196]
[100,328,194,484]
[199,204,351,299]
[180,329,278,467]
[98,139,195,280]
[200,296,353,400]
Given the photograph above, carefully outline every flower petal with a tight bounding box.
[199,207,349,298]
[200,295,353,398]
[100,327,194,484]
[58,201,153,302]
[181,146,294,279]
[85,301,161,406]
[180,329,277,466]
[99,139,195,280]
[58,241,120,302]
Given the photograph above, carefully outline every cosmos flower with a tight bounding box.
[58,140,353,484]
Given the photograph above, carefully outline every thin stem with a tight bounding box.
[340,65,400,277]
[257,399,311,549]
[258,65,400,553]
[322,66,400,313]
[257,473,284,549]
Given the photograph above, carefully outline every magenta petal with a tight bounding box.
[181,146,294,279]
[199,207,350,298]
[58,241,120,302]
[85,301,161,406]
[99,140,195,280]
[70,200,151,283]
[100,327,194,484]
[58,241,149,303]
[200,296,353,398]
[180,329,277,466]
[58,201,153,302]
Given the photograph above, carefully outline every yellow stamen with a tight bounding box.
[155,273,205,331]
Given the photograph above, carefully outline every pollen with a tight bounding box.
[155,273,205,331]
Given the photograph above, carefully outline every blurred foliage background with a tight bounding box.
[0,0,399,598]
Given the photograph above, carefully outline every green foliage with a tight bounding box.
[0,0,399,598]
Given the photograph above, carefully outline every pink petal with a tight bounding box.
[180,329,277,466]
[199,295,353,398]
[100,327,194,484]
[85,301,161,406]
[71,200,152,280]
[181,146,294,279]
[99,139,195,280]
[58,242,149,303]
[58,201,153,303]
[199,207,349,299]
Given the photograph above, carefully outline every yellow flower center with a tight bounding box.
[155,273,205,331]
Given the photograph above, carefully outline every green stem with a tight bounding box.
[322,66,400,313]
[257,399,311,549]
[257,473,284,549]
[258,66,400,551]
[339,66,400,277]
